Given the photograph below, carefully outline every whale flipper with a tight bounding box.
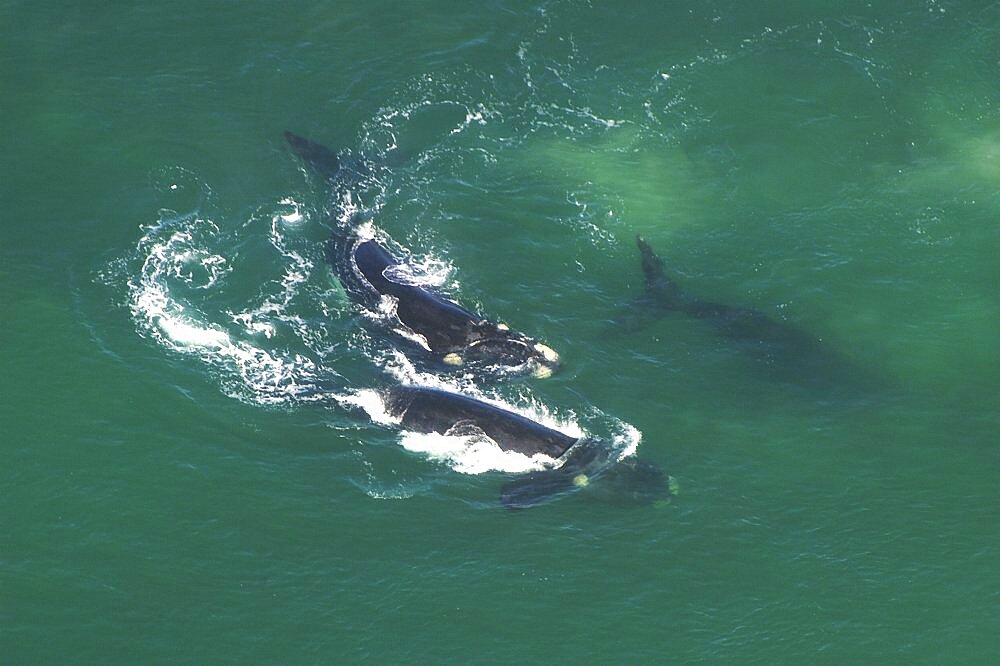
[500,471,580,509]
[284,131,341,181]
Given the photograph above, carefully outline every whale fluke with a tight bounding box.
[284,131,341,180]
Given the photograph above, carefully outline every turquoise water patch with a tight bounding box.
[3,0,999,661]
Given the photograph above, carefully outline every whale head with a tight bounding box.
[500,439,672,509]
[455,321,560,378]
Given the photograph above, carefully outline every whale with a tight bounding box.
[632,236,869,390]
[381,385,670,508]
[285,131,560,379]
[499,441,671,510]
[382,384,575,458]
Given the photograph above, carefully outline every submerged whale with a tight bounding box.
[633,236,867,389]
[381,385,670,508]
[499,441,671,510]
[285,131,560,379]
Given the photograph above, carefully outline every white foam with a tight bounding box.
[158,315,231,349]
[228,207,316,339]
[338,388,399,425]
[613,422,643,460]
[398,431,555,474]
[353,219,378,241]
[449,104,490,136]
[128,213,323,405]
[277,197,304,224]
[382,254,452,288]
[365,487,416,500]
[390,324,433,351]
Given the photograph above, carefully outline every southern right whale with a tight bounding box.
[633,236,869,389]
[498,437,671,510]
[285,131,561,379]
[382,384,576,459]
[381,385,670,509]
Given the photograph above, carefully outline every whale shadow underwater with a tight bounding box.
[626,236,881,398]
[380,385,672,509]
[285,131,560,380]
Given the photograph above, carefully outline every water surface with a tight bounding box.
[3,1,999,661]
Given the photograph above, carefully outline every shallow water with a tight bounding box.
[3,1,999,661]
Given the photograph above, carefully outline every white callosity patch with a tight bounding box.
[531,364,554,379]
[533,343,560,363]
[442,353,464,366]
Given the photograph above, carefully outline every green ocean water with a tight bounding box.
[3,0,999,661]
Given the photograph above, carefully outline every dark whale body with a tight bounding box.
[382,385,670,509]
[283,131,665,507]
[499,441,669,510]
[634,236,869,390]
[383,385,575,458]
[285,131,560,378]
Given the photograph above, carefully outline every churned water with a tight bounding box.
[3,1,999,661]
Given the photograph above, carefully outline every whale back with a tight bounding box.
[383,385,577,459]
